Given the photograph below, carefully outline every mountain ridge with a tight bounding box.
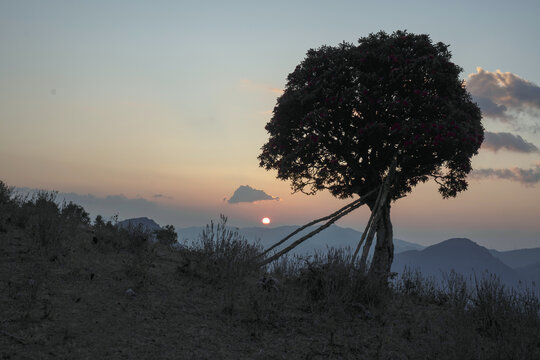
[392,238,537,287]
[121,217,539,286]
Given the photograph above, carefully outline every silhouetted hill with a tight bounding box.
[489,247,540,269]
[176,224,425,256]
[392,238,522,286]
[515,261,540,283]
[118,217,162,232]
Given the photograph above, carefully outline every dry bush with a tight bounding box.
[263,247,390,316]
[394,266,440,303]
[155,224,178,246]
[179,215,261,284]
[26,191,63,247]
[0,180,13,232]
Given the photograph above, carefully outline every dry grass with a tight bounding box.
[1,181,539,359]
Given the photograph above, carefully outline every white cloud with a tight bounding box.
[466,68,540,131]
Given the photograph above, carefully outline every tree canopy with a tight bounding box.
[259,31,484,202]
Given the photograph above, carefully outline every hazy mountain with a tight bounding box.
[176,224,425,257]
[118,217,162,232]
[489,247,540,269]
[515,262,540,283]
[391,238,526,287]
[133,218,539,286]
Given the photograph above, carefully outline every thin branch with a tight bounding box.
[358,208,383,270]
[259,187,379,259]
[259,189,375,267]
[357,158,398,271]
[351,184,384,263]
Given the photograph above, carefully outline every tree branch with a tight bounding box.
[258,187,378,266]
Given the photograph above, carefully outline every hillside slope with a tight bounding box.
[392,238,522,286]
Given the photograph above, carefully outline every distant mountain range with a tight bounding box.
[392,238,540,287]
[121,217,539,288]
[174,224,425,257]
[489,247,540,268]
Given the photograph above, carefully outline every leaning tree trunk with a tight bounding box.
[368,200,394,282]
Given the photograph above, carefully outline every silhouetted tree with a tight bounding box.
[155,225,178,246]
[259,31,483,280]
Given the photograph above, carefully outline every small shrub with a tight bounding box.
[515,283,540,323]
[0,180,14,204]
[0,180,17,231]
[155,225,178,246]
[270,248,389,312]
[297,248,354,309]
[27,190,63,246]
[394,266,439,302]
[440,270,470,309]
[119,224,157,288]
[471,272,525,338]
[61,201,90,226]
[91,214,123,251]
[185,215,261,283]
[120,223,152,250]
[268,253,305,279]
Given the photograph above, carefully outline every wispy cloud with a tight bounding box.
[239,79,284,95]
[472,165,540,185]
[153,193,174,200]
[482,131,539,153]
[226,185,280,204]
[466,68,540,130]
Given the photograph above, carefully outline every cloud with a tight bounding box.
[466,68,540,128]
[226,185,279,204]
[239,79,284,95]
[472,165,540,185]
[482,131,539,153]
[13,187,215,227]
[153,193,174,200]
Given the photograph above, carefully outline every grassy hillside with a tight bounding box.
[1,181,539,359]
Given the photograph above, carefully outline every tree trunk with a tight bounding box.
[368,201,394,282]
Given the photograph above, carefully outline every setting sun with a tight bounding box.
[261,217,271,225]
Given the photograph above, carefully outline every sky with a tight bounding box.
[1,0,539,250]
